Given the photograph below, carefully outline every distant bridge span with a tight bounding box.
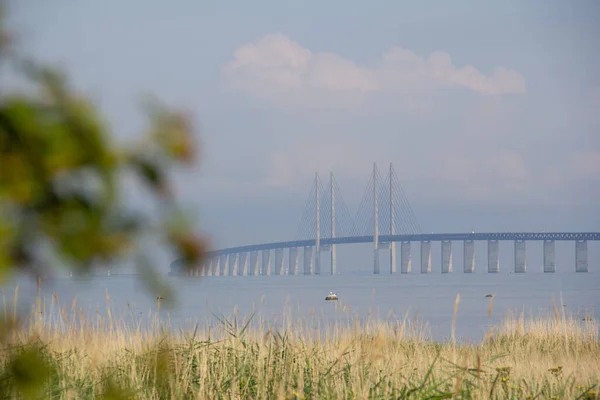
[207,232,600,257]
[171,164,600,276]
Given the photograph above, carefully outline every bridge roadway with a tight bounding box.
[206,232,600,257]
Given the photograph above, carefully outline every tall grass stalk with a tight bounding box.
[0,290,598,399]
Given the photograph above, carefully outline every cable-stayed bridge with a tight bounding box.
[170,163,600,276]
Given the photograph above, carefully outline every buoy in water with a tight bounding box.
[325,292,338,301]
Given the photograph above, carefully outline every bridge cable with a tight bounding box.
[391,166,421,234]
[389,165,413,234]
[295,180,317,240]
[332,178,355,237]
[351,171,375,236]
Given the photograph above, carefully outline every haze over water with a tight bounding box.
[3,269,598,342]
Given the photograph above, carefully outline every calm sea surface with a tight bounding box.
[2,271,598,342]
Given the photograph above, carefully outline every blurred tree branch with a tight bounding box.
[0,5,206,295]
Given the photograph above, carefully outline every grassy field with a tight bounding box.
[0,291,598,399]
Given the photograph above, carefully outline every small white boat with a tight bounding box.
[325,292,338,301]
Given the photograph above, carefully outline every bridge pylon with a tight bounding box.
[351,162,421,274]
[294,162,421,275]
[315,172,321,275]
[295,170,353,275]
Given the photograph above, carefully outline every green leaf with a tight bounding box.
[7,345,54,399]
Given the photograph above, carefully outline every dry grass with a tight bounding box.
[1,290,599,399]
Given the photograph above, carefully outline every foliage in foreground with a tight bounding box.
[0,303,598,399]
[0,4,206,298]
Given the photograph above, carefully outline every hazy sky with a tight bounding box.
[6,1,600,257]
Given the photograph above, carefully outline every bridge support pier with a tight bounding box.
[420,241,431,273]
[304,246,313,275]
[331,245,337,275]
[464,240,475,273]
[543,240,555,273]
[239,252,248,276]
[222,255,230,276]
[514,240,526,273]
[441,240,452,273]
[262,250,271,276]
[231,254,239,276]
[289,247,299,275]
[373,249,380,274]
[214,257,221,276]
[314,252,321,275]
[488,240,499,273]
[215,256,221,276]
[200,262,206,277]
[401,242,411,273]
[576,240,588,272]
[250,251,260,276]
[390,242,396,274]
[206,259,212,276]
[275,249,284,275]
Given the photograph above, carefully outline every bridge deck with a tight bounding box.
[205,232,600,257]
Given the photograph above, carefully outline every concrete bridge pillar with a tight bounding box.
[488,240,499,273]
[214,257,221,276]
[514,240,526,273]
[231,253,239,276]
[373,246,380,274]
[314,250,321,275]
[289,247,299,275]
[275,249,285,275]
[206,259,212,276]
[441,240,452,273]
[463,240,475,273]
[543,240,555,273]
[420,241,431,273]
[221,255,229,276]
[262,250,271,276]
[303,246,313,275]
[401,242,411,273]
[200,262,206,277]
[576,240,588,272]
[250,251,260,276]
[331,244,337,275]
[240,252,249,276]
[390,242,396,274]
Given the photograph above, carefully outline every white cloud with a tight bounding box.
[223,33,526,108]
[218,34,600,208]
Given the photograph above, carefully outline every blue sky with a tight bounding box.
[5,1,600,269]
